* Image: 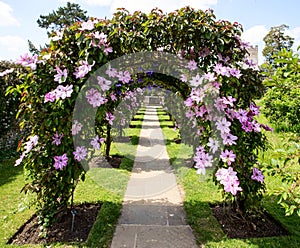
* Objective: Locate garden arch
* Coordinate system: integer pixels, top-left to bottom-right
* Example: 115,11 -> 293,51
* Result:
13,6 -> 271,225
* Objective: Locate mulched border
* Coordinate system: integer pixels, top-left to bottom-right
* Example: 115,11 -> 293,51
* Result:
210,204 -> 289,239
8,203 -> 101,245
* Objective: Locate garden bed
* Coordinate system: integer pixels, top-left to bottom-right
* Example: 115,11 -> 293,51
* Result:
211,204 -> 288,239
9,203 -> 101,245
106,154 -> 124,168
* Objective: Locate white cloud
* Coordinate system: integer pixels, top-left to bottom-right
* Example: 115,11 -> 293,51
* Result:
0,1 -> 19,27
286,27 -> 300,51
0,35 -> 28,61
241,25 -> 268,45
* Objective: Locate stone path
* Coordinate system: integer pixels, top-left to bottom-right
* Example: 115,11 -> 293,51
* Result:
111,106 -> 198,248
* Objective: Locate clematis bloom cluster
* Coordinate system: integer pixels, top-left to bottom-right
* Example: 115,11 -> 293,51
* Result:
215,167 -> 242,195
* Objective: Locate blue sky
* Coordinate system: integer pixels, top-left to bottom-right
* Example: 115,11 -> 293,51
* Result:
1,0 -> 299,64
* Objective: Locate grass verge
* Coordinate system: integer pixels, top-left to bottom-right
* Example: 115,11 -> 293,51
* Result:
0,109 -> 144,247
157,107 -> 300,248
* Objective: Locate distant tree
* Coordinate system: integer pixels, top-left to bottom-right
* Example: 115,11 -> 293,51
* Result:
28,40 -> 40,55
37,2 -> 89,33
262,24 -> 294,64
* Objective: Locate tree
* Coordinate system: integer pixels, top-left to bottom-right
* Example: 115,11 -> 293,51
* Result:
262,24 -> 294,64
37,2 -> 89,33
262,47 -> 300,132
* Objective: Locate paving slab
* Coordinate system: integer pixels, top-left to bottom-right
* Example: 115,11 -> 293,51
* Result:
118,204 -> 187,226
111,225 -> 198,248
111,106 -> 198,247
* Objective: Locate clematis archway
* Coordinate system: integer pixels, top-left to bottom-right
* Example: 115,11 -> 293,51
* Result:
11,7 -> 272,226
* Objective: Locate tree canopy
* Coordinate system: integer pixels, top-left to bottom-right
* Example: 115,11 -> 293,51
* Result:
262,24 -> 294,64
37,2 -> 89,32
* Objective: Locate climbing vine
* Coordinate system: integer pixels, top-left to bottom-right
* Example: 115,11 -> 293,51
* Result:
7,7 -> 272,228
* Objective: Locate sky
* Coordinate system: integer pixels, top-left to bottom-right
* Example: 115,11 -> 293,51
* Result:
0,0 -> 300,64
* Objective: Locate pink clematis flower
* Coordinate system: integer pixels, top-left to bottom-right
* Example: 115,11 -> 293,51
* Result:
106,112 -> 115,125
54,154 -> 68,170
251,168 -> 264,183
52,132 -> 64,146
215,167 -> 242,195
16,53 -> 37,70
44,91 -> 56,103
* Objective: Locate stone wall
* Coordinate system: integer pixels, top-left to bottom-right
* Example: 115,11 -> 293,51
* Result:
247,45 -> 259,65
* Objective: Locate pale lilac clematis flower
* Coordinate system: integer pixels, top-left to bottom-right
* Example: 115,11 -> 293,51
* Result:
74,60 -> 95,79
79,20 -> 95,30
105,65 -> 118,77
85,88 -> 107,107
110,93 -> 117,101
180,74 -> 188,82
104,46 -> 113,55
97,76 -> 111,91
71,120 -> 83,135
15,152 -> 25,166
73,146 -> 88,161
213,63 -> 230,77
55,85 -> 73,99
203,72 -> 216,82
221,132 -> 238,146
117,70 -> 131,84
220,149 -> 236,165
187,60 -> 197,70
44,91 -> 56,103
0,68 -> 14,77
54,66 -> 68,84
207,137 -> 219,154
229,68 -> 241,78
24,135 -> 39,153
90,135 -> 105,150
216,117 -> 231,134
190,74 -> 203,87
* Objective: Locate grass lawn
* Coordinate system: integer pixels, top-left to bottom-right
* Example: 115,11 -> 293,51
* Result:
0,108 -> 145,248
157,107 -> 300,248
